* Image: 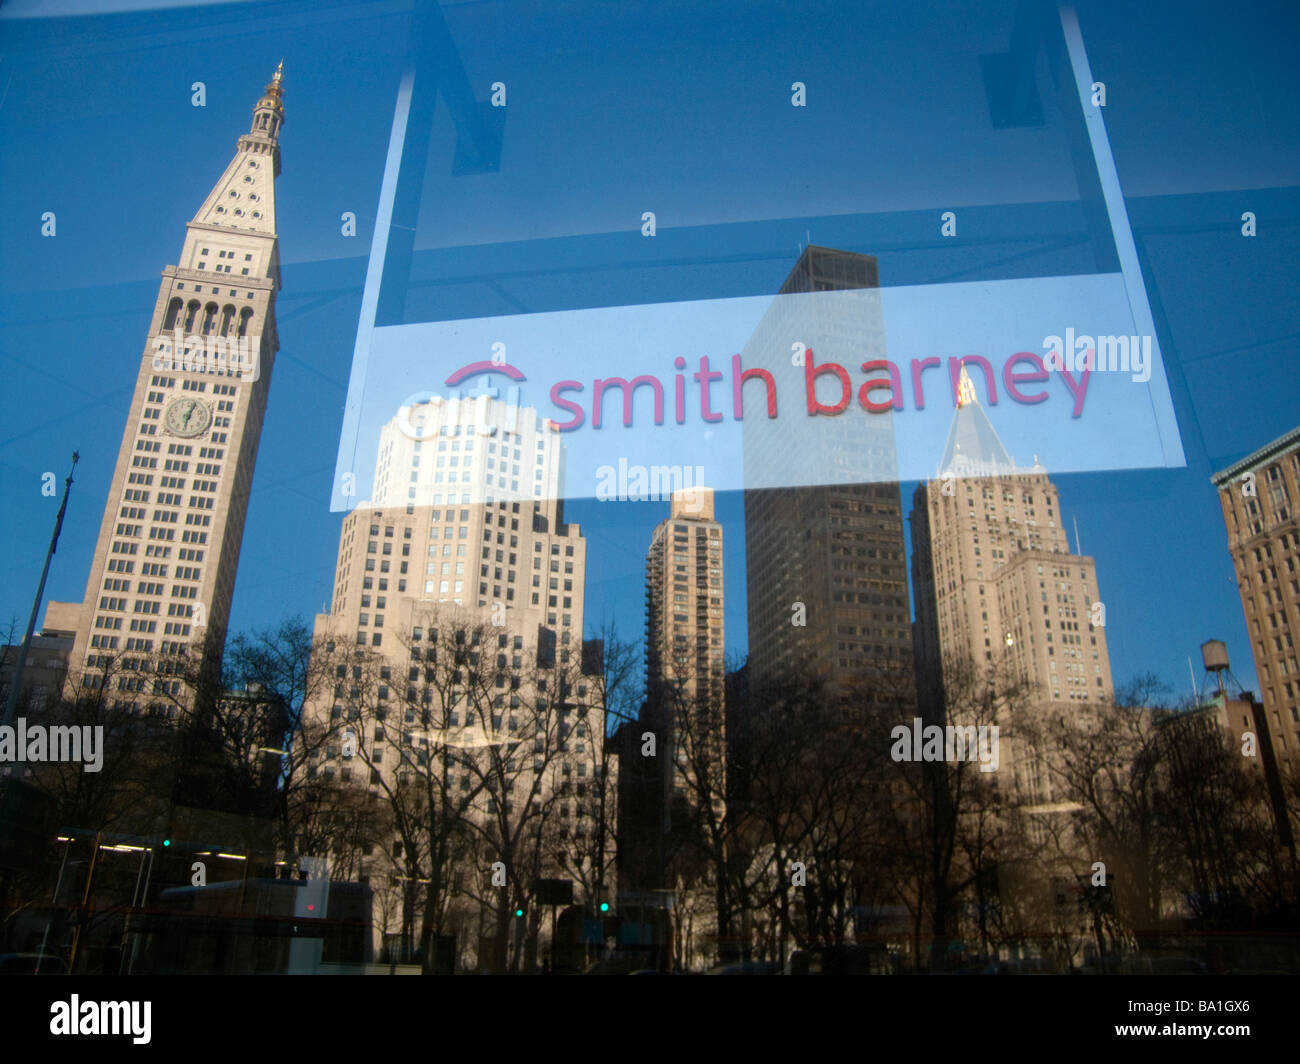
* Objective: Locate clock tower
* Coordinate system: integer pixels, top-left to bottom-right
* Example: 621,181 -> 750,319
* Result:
59,66 -> 287,710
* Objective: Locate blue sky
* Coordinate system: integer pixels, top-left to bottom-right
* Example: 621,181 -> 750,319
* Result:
1,0 -> 1297,704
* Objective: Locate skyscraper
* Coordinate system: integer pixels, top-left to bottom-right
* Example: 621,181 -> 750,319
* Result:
55,67 -> 288,706
317,391 -> 585,653
644,487 -> 725,809
911,368 -> 1115,803
742,246 -> 914,704
308,393 -> 610,969
636,487 -> 726,969
1211,425 -> 1300,774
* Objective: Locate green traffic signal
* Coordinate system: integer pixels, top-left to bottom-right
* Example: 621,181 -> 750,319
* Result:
514,907 -> 524,918
599,902 -> 609,912
162,839 -> 171,847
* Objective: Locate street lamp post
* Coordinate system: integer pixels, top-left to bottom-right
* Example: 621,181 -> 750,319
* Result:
35,835 -> 74,974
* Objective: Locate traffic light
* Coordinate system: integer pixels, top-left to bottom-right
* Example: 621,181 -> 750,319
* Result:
162,839 -> 171,848
514,906 -> 524,918
599,902 -> 609,913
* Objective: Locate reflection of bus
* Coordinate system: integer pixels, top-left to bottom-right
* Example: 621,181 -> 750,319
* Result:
128,878 -> 372,974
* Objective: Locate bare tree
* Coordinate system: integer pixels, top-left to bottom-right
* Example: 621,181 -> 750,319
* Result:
311,607 -> 624,972
896,653 -> 1038,970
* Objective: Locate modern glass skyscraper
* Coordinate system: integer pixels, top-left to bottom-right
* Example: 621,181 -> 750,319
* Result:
743,247 -> 914,705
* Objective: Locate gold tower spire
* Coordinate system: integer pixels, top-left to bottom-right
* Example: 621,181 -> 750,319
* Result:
956,364 -> 978,408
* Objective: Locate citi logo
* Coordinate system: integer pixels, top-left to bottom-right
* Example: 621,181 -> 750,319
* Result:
50,996 -> 151,1044
396,360 -> 525,441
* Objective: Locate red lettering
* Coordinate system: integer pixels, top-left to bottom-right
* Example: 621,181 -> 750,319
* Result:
1004,352 -> 1049,404
548,380 -> 585,432
695,355 -> 724,423
593,375 -> 664,428
859,359 -> 903,413
804,349 -> 850,416
949,356 -> 998,405
731,354 -> 777,419
911,357 -> 942,410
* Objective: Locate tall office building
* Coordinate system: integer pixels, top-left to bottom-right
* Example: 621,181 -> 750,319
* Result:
55,68 -> 287,704
1211,425 -> 1300,774
912,368 -> 1115,706
742,247 -> 914,703
636,488 -> 725,969
645,488 -> 725,806
317,392 -> 584,650
309,394 -> 610,966
911,369 -> 1115,803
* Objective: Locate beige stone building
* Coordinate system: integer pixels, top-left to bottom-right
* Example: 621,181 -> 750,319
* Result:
641,488 -> 725,970
645,488 -> 725,806
308,394 -> 614,968
51,67 -> 287,709
0,602 -> 78,722
1211,425 -> 1300,775
324,390 -> 581,636
911,367 -> 1115,808
906,369 -> 1122,966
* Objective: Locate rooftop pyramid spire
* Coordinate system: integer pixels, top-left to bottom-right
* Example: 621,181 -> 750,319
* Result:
939,365 -> 1016,477
190,66 -> 284,233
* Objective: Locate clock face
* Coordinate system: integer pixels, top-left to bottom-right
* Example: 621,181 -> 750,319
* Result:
164,396 -> 212,438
